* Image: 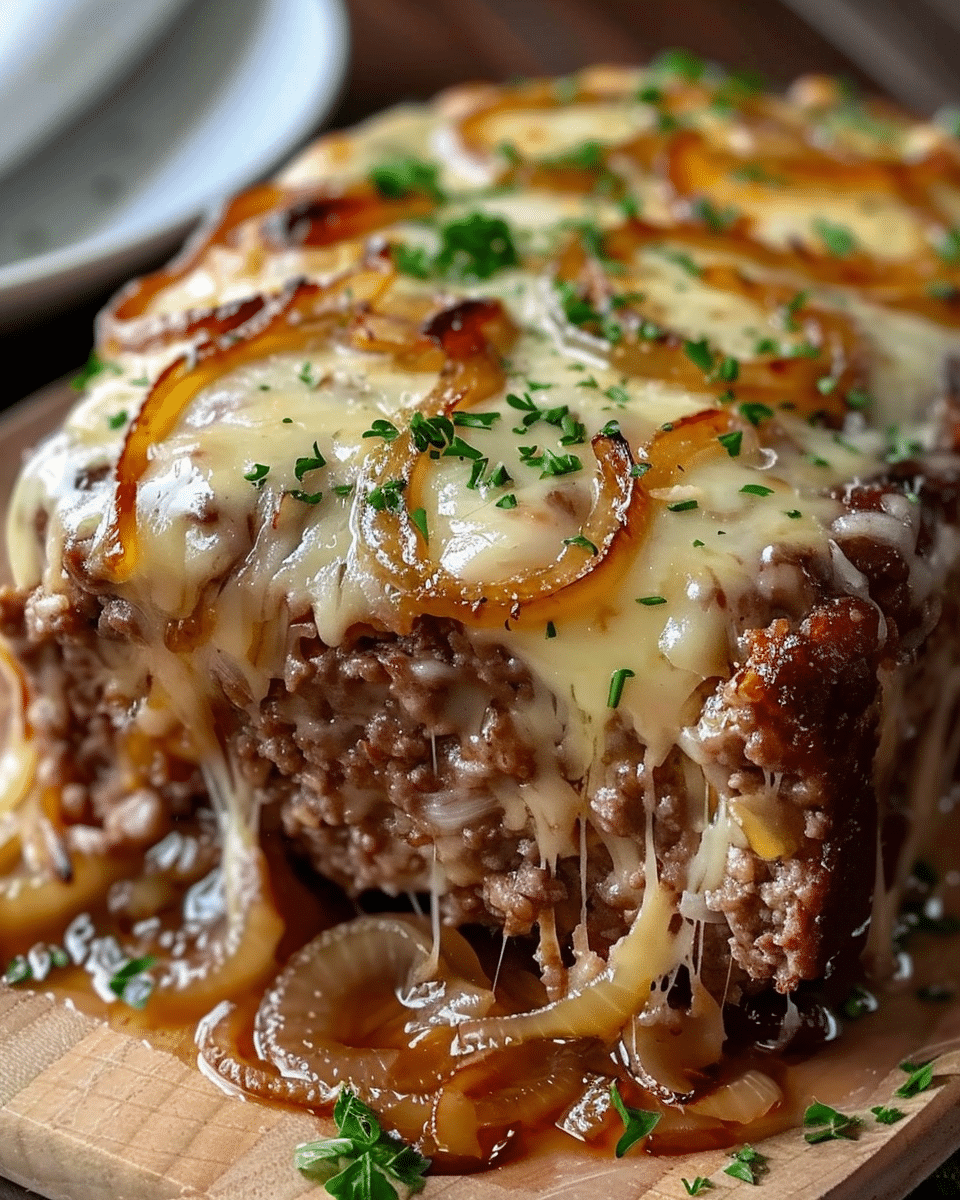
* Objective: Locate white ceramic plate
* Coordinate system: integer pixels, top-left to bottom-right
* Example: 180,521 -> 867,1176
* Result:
0,0 -> 349,326
0,0 -> 192,178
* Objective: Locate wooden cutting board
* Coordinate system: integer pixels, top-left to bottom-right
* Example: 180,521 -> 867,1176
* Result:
2,385 -> 960,1200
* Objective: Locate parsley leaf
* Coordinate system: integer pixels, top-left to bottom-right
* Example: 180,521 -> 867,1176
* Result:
244,463 -> 270,489
723,1145 -> 766,1185
896,1059 -> 935,1098
683,338 -> 714,375
813,218 -> 858,257
609,1082 -> 660,1155
682,1179 -> 713,1196
295,442 -> 326,482
436,212 -> 519,280
108,955 -> 156,1009
410,507 -> 429,542
741,483 -> 773,497
718,430 -> 742,457
369,156 -> 444,202
651,48 -> 706,82
667,499 -> 699,512
803,1101 -> 861,1144
739,402 -> 773,426
871,1105 -> 906,1126
107,410 -> 128,430
367,479 -> 406,513
362,419 -> 400,442
392,244 -> 432,278
71,350 -> 121,391
295,1090 -> 430,1200
691,197 -> 739,232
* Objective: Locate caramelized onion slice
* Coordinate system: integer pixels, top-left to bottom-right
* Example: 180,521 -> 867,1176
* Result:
687,1069 -> 783,1124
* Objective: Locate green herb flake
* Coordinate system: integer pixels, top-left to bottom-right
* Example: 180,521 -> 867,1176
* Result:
841,985 -> 877,1019
717,430 -> 742,457
452,410 -> 500,430
600,420 -> 622,437
545,620 -> 557,639
845,388 -> 871,411
436,212 -> 518,281
443,436 -> 483,461
107,410 -> 128,430
130,375 -> 150,387
732,163 -> 783,186
651,48 -> 706,83
544,140 -> 605,172
636,595 -> 667,606
896,1060 -> 936,1098
410,507 -> 429,542
605,384 -> 630,405
816,375 -> 839,395
935,227 -> 960,264
754,336 -> 779,355
657,246 -> 702,277
332,484 -> 354,497
108,955 -> 157,1009
783,290 -> 808,330
369,155 -> 444,202
2,955 -> 31,985
741,483 -> 773,497
682,1179 -> 714,1196
683,338 -> 714,375
715,356 -> 739,383
298,361 -> 317,387
723,1145 -> 766,1185
71,350 -> 121,392
692,197 -> 740,233
496,493 -> 518,510
693,538 -> 705,547
739,402 -> 773,426
295,441 -> 326,482
367,479 -> 407,513
813,218 -> 858,257
289,490 -> 323,505
667,499 -> 699,512
362,419 -> 400,442
785,509 -> 802,519
487,462 -> 512,487
608,1081 -> 659,1155
576,375 -> 599,389
871,1105 -> 907,1126
563,534 -> 598,554
803,1101 -> 861,1144
295,1088 -> 430,1199
243,463 -> 271,488
928,280 -> 959,301
392,243 -> 432,278
631,462 -> 652,478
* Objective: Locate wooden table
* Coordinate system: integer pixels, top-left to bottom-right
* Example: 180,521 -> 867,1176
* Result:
0,2 -> 956,1196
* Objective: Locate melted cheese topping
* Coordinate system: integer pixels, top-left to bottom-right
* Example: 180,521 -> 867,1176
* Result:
7,64 -> 960,1007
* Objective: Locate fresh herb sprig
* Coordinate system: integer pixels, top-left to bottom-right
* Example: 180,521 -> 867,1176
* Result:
295,1090 -> 430,1200
609,1082 -> 660,1156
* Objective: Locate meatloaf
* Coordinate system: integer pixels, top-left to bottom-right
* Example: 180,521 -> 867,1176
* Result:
3,58 -> 960,1138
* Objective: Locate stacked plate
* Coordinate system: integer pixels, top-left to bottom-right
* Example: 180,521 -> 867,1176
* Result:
0,0 -> 349,325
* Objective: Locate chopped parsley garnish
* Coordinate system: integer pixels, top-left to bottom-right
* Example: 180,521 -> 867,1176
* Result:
107,410 -> 128,430
451,411 -> 498,431
442,435 -> 484,461
436,212 -> 518,280
817,375 -> 839,395
783,290 -> 808,329
604,384 -> 630,406
130,375 -> 149,387
636,595 -> 667,606
813,217 -> 858,257
392,243 -> 432,278
928,281 -> 960,301
658,246 -> 701,277
295,442 -> 326,481
298,361 -> 317,387
289,490 -> 322,505
691,197 -> 740,232
409,412 -> 453,452
841,984 -> 877,1019
935,227 -> 960,264
723,1145 -> 766,1185
739,402 -> 773,426
718,430 -> 742,457
409,507 -> 429,542
496,493 -> 518,509
369,155 -> 444,201
785,509 -> 802,519
631,462 -> 652,477
846,388 -> 871,411
885,426 -> 924,463
2,956 -> 31,984
559,415 -> 587,445
651,47 -> 706,83
544,140 -> 605,171
683,338 -> 714,375
896,1060 -> 935,1098
295,1089 -> 430,1200
618,194 -> 641,219
803,1101 -> 861,1144
667,499 -> 699,512
71,350 -> 121,391
754,336 -> 779,355
715,356 -> 739,382
563,534 -> 598,554
519,446 -> 583,478
871,1105 -> 907,1126
682,1179 -> 713,1196
600,419 -> 621,437
609,1081 -> 659,1154
545,621 -> 557,639
554,281 -> 622,342
731,162 -> 784,185
362,419 -> 400,442
741,483 -> 773,497
367,479 -> 407,513
244,463 -> 271,489
497,140 -> 522,166
108,955 -> 156,1009
332,484 -> 354,497
487,462 -> 512,487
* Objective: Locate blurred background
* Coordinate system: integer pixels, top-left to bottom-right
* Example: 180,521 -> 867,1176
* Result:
0,1 -> 959,1197
3,0 -> 960,412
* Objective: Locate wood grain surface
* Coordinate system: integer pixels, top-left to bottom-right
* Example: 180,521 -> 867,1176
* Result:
1,980 -> 959,1200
